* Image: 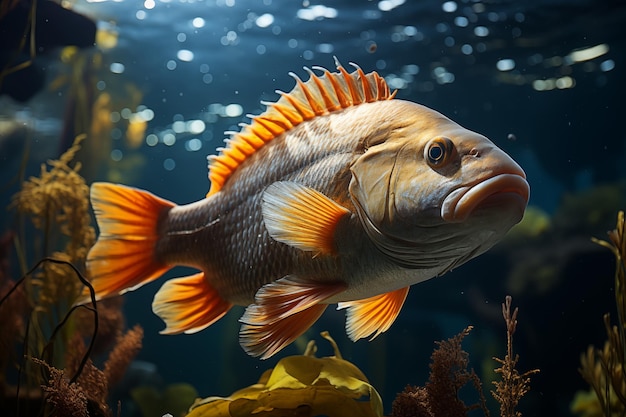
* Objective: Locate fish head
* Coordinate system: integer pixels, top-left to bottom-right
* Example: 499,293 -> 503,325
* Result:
349,100 -> 529,270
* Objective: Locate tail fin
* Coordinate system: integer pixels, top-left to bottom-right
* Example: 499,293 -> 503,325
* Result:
76,182 -> 175,305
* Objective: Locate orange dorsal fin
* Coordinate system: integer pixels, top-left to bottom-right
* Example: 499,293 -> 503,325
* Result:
206,59 -> 396,197
239,275 -> 347,359
152,272 -> 233,334
337,286 -> 410,342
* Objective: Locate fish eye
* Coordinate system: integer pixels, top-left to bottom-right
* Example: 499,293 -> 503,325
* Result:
425,137 -> 454,167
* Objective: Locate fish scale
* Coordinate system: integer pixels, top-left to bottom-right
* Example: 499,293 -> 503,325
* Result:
77,61 -> 529,359
187,138 -> 360,304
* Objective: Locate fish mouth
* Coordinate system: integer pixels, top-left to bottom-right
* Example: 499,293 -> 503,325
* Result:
441,174 -> 530,223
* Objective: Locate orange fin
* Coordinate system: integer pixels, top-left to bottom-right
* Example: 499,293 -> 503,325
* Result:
152,272 -> 233,334
262,181 -> 350,255
206,59 -> 396,196
337,287 -> 410,342
239,275 -> 347,359
76,182 -> 174,305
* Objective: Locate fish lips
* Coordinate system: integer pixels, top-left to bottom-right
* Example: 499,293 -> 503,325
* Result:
441,173 -> 530,223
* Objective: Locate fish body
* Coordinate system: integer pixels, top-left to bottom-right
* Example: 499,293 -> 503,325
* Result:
82,61 -> 529,359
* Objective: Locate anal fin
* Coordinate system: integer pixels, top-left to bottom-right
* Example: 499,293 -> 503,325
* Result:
239,275 -> 347,359
337,287 -> 409,342
152,272 -> 233,334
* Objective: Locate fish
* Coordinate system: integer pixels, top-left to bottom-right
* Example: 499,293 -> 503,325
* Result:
78,58 -> 530,359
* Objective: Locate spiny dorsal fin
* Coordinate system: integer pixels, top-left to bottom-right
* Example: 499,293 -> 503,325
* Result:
206,59 -> 397,196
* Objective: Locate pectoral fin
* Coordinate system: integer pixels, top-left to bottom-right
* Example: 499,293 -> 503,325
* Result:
239,275 -> 347,359
262,181 -> 350,255
337,286 -> 409,341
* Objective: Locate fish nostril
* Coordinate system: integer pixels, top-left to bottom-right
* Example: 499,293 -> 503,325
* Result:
469,148 -> 480,157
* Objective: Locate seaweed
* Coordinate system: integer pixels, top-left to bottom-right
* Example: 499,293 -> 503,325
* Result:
491,296 -> 539,417
34,358 -> 88,417
0,134 -> 143,416
9,134 -> 95,371
573,210 -> 626,417
29,324 -> 143,417
390,326 -> 489,417
12,133 -> 95,265
62,325 -> 144,417
390,297 -> 537,417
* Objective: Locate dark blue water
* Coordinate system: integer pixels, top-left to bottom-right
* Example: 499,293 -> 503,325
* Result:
1,0 -> 625,415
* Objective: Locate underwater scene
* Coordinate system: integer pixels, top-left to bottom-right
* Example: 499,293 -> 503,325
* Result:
1,0 -> 625,416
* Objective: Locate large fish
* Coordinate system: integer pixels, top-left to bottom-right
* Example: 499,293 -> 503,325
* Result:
79,59 -> 529,359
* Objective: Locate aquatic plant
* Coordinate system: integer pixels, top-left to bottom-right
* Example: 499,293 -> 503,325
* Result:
491,296 -> 539,417
9,133 -> 95,368
187,331 -> 383,417
391,297 -> 537,417
1,261 -> 142,416
1,133 -> 97,406
1,133 -> 144,416
390,326 -> 489,417
12,133 -> 95,264
35,358 -> 89,417
33,325 -> 143,417
572,211 -> 626,417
